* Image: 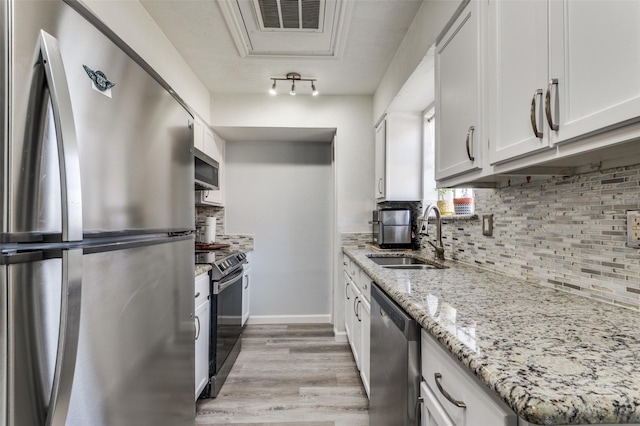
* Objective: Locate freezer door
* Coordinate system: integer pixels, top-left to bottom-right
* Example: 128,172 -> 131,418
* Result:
4,249 -> 82,426
4,236 -> 194,426
66,236 -> 194,426
0,265 -> 6,425
6,0 -> 194,239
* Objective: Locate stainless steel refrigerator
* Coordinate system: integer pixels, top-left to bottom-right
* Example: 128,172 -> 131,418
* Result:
1,0 -> 196,425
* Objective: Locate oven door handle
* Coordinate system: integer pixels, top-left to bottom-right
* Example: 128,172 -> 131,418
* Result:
214,268 -> 243,294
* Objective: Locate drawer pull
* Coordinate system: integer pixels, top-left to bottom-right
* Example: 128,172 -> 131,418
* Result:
434,373 -> 466,408
194,292 -> 200,299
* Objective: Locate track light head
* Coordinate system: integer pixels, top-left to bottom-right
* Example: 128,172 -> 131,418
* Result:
269,72 -> 317,96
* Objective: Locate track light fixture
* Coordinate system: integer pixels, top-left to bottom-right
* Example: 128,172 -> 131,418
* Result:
268,72 -> 318,96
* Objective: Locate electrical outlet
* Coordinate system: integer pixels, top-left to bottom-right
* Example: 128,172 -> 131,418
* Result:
482,214 -> 493,236
627,211 -> 640,248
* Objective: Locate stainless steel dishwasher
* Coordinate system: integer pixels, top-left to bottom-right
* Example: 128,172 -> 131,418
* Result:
370,283 -> 421,426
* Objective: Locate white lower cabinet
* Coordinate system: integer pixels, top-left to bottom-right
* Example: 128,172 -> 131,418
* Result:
421,329 -> 517,426
358,295 -> 370,397
194,272 -> 210,399
345,273 -> 363,370
421,381 -> 455,426
342,254 -> 371,397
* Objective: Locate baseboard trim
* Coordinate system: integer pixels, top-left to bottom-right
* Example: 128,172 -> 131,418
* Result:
334,329 -> 347,343
246,314 -> 332,325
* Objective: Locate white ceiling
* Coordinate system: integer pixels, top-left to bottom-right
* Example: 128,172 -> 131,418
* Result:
140,0 -> 424,97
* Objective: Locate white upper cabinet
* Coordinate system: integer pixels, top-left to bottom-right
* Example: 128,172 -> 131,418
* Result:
193,118 -> 205,152
435,0 -> 483,181
548,0 -> 640,146
375,113 -> 423,201
487,0 -> 551,164
487,0 -> 640,168
438,0 -> 640,184
374,121 -> 386,199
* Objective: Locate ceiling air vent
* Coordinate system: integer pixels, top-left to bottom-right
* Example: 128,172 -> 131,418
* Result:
218,0 -> 352,58
255,0 -> 324,31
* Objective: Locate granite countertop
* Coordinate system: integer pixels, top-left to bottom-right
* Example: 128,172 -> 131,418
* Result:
343,247 -> 640,425
195,263 -> 212,276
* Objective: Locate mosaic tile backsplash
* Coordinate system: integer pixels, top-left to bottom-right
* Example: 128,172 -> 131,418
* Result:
340,232 -> 373,248
428,164 -> 640,311
196,205 -> 254,252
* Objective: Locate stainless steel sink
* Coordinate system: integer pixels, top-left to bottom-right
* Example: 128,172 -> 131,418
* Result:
382,264 -> 442,270
366,255 -> 446,270
368,256 -> 427,266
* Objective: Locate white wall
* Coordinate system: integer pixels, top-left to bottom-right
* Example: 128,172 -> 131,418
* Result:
225,141 -> 332,320
212,94 -> 372,330
373,0 -> 464,122
79,0 -> 211,121
211,94 -> 374,233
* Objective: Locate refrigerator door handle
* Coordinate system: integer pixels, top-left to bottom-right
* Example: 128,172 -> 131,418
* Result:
46,248 -> 82,426
37,30 -> 83,242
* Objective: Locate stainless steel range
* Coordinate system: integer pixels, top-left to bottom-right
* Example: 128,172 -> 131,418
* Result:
201,251 -> 247,398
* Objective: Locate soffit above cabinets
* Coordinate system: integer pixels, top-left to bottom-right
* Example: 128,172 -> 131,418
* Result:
218,0 -> 353,58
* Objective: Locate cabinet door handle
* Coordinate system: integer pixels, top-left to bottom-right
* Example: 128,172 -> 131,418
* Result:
378,178 -> 383,195
465,126 -> 475,161
244,276 -> 249,290
354,296 -> 360,320
434,373 -> 466,408
195,291 -> 200,299
530,89 -> 543,138
356,300 -> 362,322
194,315 -> 201,340
545,78 -> 559,131
345,282 -> 350,300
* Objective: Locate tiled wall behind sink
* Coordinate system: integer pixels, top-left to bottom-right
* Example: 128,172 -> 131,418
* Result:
436,164 -> 640,311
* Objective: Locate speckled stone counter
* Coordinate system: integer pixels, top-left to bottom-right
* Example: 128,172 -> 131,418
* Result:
343,247 -> 640,425
195,264 -> 212,277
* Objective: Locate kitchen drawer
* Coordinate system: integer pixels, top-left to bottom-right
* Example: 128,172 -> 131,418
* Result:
347,256 -> 358,281
195,272 -> 210,307
421,329 -> 517,426
421,381 -> 455,426
357,270 -> 371,303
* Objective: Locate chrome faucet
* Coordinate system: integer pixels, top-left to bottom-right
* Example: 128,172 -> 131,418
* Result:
421,204 -> 445,261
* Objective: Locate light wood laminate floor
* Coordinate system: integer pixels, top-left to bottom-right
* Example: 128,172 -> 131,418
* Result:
196,324 -> 369,426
